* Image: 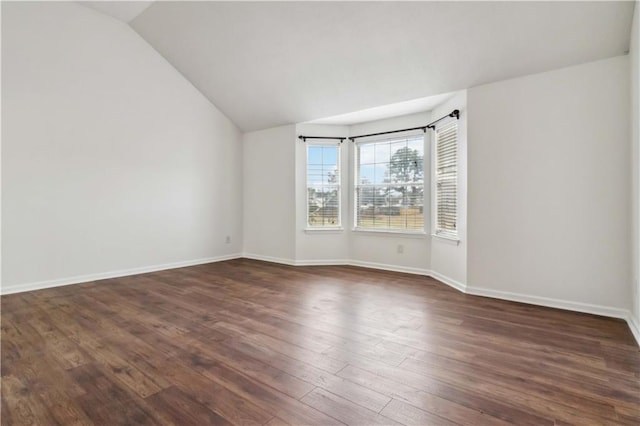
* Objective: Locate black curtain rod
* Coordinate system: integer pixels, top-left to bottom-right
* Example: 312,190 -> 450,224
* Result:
349,109 -> 459,141
298,135 -> 346,143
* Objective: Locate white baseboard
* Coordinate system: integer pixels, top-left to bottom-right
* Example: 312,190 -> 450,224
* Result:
241,253 -> 297,266
627,313 -> 640,346
0,253 -> 243,295
347,260 -> 466,294
348,259 -> 431,277
465,285 -> 629,320
294,259 -> 350,266
428,270 -> 467,293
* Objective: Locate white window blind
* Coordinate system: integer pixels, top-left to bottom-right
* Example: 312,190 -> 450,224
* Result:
307,144 -> 340,227
435,121 -> 458,237
355,135 -> 424,231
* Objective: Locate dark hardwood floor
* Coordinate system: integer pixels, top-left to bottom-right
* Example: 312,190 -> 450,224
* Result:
1,258 -> 639,425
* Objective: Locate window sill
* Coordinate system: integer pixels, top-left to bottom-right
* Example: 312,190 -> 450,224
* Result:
352,228 -> 427,238
431,233 -> 460,245
304,227 -> 344,234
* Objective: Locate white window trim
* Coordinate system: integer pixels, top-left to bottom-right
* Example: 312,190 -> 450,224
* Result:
306,141 -> 342,230
431,232 -> 460,244
352,228 -> 427,238
353,133 -> 427,234
432,119 -> 459,240
304,227 -> 344,233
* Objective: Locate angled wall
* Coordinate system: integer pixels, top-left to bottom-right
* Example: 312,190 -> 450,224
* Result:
429,92 -> 467,289
243,125 -> 296,263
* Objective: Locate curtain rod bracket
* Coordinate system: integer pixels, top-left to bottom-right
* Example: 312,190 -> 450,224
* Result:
297,135 -> 346,143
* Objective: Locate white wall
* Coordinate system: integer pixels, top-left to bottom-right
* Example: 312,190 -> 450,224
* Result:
467,56 -> 631,314
243,125 -> 296,262
294,124 -> 350,263
1,2 -> 243,292
429,92 -> 468,288
630,1 -> 640,332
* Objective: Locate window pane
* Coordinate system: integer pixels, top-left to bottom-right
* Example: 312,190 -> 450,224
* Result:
308,186 -> 339,227
407,137 -> 423,152
375,142 -> 390,163
307,144 -> 340,228
358,144 -> 375,165
307,164 -> 323,185
323,165 -> 339,185
322,146 -> 338,166
390,141 -> 407,160
356,184 -> 424,230
355,135 -> 425,232
373,164 -> 388,184
358,164 -> 375,184
390,140 -> 423,184
307,146 -> 323,164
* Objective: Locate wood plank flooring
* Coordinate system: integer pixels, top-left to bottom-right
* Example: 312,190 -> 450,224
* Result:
1,258 -> 639,425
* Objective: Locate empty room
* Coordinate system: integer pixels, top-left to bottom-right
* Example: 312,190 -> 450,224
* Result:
1,0 -> 639,424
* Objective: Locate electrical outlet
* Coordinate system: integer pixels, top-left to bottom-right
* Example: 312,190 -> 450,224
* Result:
225,236 -> 231,244
397,244 -> 404,254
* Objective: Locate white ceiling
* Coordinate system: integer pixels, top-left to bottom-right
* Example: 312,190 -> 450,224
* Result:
129,1 -> 634,132
80,1 -> 153,23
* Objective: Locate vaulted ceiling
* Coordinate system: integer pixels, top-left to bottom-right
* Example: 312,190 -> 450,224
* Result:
80,1 -> 153,23
89,1 -> 635,132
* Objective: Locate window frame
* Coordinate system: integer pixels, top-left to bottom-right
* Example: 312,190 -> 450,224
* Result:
305,142 -> 342,230
432,119 -> 459,241
353,133 -> 427,234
